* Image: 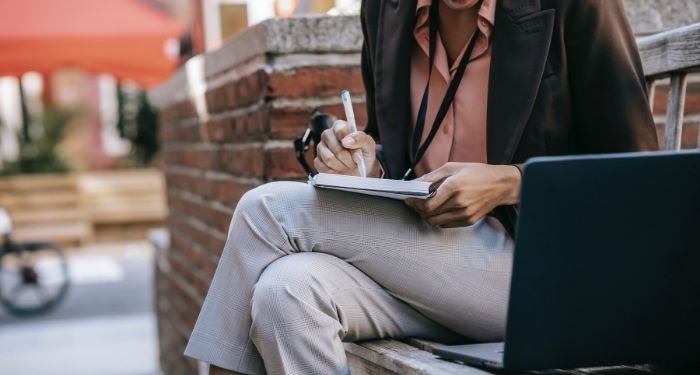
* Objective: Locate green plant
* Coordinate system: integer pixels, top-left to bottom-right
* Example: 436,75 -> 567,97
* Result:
1,107 -> 72,176
117,86 -> 159,166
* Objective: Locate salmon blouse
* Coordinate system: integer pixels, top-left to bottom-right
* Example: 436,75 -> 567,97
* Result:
410,0 -> 496,176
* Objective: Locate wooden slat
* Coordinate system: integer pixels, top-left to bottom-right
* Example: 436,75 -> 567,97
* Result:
664,73 -> 688,151
79,169 -> 167,225
0,192 -> 81,207
83,193 -> 164,203
0,174 -> 77,191
9,208 -> 84,224
90,209 -> 167,224
79,169 -> 164,191
638,23 -> 700,78
344,340 -> 493,375
647,80 -> 656,112
12,222 -> 92,244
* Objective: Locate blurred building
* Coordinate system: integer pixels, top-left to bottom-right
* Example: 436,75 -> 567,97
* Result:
0,0 -> 360,171
191,0 -> 360,53
0,0 -> 184,171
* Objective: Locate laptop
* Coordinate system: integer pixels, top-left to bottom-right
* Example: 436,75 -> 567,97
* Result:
433,151 -> 700,370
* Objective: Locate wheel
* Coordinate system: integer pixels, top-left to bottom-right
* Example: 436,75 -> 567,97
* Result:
0,241 -> 70,317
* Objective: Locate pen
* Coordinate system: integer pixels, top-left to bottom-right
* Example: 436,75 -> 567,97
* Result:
340,90 -> 367,178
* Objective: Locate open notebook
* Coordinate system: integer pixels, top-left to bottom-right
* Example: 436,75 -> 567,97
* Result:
308,173 -> 437,200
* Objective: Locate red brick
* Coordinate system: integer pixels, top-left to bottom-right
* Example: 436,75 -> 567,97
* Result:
204,177 -> 256,207
266,147 -> 307,181
682,121 -> 699,149
268,66 -> 364,98
218,145 -> 265,177
232,110 -> 266,140
162,146 -> 218,170
269,106 -> 317,140
652,81 -> 700,115
269,103 -> 368,140
323,103 -> 369,129
202,70 -> 270,114
203,118 -> 232,142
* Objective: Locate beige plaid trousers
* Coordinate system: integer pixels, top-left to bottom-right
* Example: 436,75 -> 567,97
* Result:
184,181 -> 514,374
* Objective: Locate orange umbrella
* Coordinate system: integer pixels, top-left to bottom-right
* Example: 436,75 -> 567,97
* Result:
0,0 -> 184,88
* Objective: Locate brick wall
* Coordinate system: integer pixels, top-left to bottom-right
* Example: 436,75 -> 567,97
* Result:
149,16 -> 364,374
149,13 -> 699,375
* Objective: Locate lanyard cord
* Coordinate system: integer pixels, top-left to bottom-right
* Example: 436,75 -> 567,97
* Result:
404,0 -> 480,180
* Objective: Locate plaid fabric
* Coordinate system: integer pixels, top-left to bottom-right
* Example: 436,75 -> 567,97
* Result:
185,181 -> 513,374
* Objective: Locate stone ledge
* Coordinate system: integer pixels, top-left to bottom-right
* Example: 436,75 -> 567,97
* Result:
205,15 -> 362,81
150,15 -> 362,110
624,0 -> 700,36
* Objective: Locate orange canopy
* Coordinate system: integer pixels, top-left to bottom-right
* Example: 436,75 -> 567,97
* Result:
0,0 -> 184,87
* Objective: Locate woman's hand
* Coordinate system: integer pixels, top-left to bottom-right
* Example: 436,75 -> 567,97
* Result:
313,120 -> 382,177
405,162 -> 521,228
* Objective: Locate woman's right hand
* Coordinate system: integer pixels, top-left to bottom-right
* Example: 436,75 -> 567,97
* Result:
314,120 -> 382,177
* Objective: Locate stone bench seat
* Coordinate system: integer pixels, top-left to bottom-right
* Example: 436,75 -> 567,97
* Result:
210,338 -> 697,375
344,339 -> 700,375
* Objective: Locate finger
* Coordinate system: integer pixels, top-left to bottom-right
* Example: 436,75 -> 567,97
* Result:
321,129 -> 355,169
317,143 -> 349,172
314,156 -> 340,174
425,209 -> 471,227
332,120 -> 352,141
416,163 -> 454,183
341,132 -> 376,158
405,198 -> 420,208
422,199 -> 464,218
439,220 -> 474,229
411,179 -> 458,214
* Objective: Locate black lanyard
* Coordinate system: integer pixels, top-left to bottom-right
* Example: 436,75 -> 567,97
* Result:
403,0 -> 480,180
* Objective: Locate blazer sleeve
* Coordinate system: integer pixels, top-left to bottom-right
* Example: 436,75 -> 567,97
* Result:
359,0 -> 391,176
565,0 -> 658,152
360,0 -> 379,142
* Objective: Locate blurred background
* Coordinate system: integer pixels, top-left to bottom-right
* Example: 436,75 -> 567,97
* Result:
0,1 -> 358,374
1,1 -> 699,375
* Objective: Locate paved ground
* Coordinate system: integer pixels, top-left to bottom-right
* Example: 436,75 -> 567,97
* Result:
0,242 -> 159,375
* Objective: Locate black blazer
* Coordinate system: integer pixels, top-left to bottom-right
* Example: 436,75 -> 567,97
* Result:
360,0 -> 659,235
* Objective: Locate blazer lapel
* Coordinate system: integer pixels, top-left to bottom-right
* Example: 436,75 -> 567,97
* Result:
487,0 -> 555,164
374,0 -> 417,179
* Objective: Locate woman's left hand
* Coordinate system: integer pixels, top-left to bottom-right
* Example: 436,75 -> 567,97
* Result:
405,163 -> 521,228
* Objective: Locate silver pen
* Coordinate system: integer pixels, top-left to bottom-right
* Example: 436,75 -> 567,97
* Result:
340,90 -> 367,178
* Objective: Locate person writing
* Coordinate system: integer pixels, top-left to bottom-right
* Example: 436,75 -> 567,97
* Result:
185,0 -> 658,374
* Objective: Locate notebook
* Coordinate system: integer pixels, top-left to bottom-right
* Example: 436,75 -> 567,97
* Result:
308,173 -> 437,200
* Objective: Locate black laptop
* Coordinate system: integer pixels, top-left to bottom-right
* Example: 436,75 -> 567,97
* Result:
433,151 -> 700,370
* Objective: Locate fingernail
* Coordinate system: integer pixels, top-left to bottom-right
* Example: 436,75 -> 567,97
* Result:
342,137 -> 354,146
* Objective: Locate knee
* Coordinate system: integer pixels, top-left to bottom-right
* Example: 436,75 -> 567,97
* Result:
228,181 -> 305,233
249,254 -> 331,330
235,181 -> 309,216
